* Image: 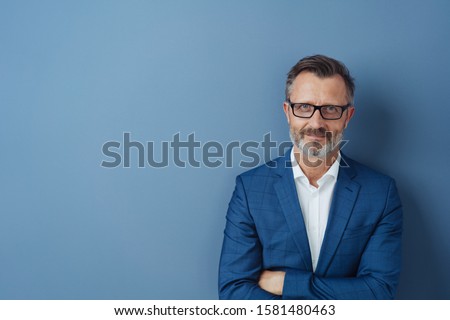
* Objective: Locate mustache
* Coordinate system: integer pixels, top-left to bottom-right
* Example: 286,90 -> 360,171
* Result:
300,127 -> 332,138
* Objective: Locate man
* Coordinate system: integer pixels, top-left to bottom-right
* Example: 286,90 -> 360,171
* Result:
218,55 -> 402,299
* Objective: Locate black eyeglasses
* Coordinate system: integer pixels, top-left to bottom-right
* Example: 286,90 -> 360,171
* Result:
287,100 -> 351,120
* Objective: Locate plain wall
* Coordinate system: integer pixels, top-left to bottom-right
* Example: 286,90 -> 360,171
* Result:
1,0 -> 449,299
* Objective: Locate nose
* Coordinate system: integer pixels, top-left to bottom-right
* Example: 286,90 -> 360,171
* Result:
308,108 -> 326,128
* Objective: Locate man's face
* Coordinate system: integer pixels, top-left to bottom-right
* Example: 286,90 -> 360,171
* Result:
283,71 -> 355,163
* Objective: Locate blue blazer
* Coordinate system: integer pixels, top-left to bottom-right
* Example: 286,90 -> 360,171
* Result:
218,150 -> 402,299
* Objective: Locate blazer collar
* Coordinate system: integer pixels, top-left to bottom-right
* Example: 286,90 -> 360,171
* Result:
273,148 -> 360,275
316,154 -> 361,275
273,151 -> 313,271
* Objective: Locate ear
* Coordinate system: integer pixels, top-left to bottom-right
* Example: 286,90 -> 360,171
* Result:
283,102 -> 290,124
344,106 -> 355,128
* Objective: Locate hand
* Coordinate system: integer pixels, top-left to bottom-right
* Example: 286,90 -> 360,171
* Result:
258,270 -> 286,295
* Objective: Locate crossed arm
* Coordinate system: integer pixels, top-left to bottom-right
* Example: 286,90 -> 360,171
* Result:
258,270 -> 286,295
218,176 -> 402,299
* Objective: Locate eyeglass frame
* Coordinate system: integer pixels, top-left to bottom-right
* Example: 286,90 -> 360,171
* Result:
286,99 -> 352,120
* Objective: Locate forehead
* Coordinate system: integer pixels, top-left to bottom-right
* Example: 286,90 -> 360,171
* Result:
290,71 -> 348,104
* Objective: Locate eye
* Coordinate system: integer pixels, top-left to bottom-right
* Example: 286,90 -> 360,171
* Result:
324,106 -> 338,113
296,103 -> 312,112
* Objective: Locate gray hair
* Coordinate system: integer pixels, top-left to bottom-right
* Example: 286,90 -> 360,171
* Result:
285,54 -> 355,103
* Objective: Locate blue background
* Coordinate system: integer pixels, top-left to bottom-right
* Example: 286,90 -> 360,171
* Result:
1,0 -> 449,299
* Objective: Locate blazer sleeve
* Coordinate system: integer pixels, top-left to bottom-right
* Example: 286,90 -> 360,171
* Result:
282,179 -> 403,299
218,175 -> 281,300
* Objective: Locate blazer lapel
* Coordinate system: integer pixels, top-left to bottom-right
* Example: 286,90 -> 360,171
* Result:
315,156 -> 361,276
274,152 -> 313,272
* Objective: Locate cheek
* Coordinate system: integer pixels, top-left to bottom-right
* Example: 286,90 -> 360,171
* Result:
329,121 -> 347,133
289,120 -> 306,132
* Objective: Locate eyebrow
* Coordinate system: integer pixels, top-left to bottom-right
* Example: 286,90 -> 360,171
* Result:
291,101 -> 348,106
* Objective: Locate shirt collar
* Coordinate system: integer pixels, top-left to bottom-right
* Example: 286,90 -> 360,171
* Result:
290,148 -> 341,185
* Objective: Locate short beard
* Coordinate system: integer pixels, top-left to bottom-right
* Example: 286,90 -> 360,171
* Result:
290,127 -> 343,160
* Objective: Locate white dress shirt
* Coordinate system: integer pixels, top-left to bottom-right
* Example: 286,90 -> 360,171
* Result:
290,149 -> 341,272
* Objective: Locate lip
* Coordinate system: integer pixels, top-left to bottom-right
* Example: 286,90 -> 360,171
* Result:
305,134 -> 326,140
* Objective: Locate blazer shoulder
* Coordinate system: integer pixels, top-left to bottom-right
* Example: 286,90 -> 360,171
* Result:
238,155 -> 287,181
343,155 -> 396,185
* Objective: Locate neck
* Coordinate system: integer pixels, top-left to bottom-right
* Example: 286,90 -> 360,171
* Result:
293,147 -> 339,187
